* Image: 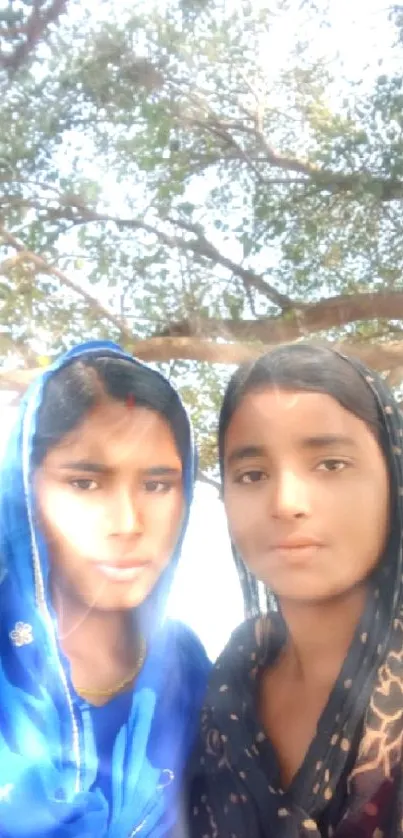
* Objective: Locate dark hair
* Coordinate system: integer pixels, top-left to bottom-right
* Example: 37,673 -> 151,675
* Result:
218,344 -> 386,617
219,344 -> 382,480
32,354 -> 190,468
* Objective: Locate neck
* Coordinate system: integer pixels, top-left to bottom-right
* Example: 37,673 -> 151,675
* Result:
278,583 -> 369,687
52,583 -> 136,669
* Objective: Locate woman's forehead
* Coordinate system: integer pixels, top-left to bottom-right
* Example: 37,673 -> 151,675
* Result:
229,389 -> 365,429
39,401 -> 181,467
225,389 -> 383,455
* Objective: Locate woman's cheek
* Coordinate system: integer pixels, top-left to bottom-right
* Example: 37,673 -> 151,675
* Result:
52,492 -> 106,553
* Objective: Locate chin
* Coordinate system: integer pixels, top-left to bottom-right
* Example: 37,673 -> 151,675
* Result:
80,579 -> 157,612
273,583 -> 362,606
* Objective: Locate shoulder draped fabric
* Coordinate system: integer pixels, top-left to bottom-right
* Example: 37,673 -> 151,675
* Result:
189,355 -> 403,838
0,340 -> 210,837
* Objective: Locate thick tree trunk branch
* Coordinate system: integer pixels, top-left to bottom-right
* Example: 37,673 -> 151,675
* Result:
161,291 -> 403,343
3,225 -> 403,365
2,337 -> 403,394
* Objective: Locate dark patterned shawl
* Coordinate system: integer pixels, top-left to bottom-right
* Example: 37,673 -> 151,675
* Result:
188,356 -> 403,838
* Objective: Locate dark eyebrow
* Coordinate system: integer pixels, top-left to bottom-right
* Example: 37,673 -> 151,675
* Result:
58,462 -> 182,477
142,466 -> 182,477
300,434 -> 357,450
59,460 -> 108,473
226,445 -> 266,467
226,435 -> 357,467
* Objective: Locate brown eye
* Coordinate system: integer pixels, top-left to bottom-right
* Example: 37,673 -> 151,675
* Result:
236,470 -> 267,484
69,479 -> 98,491
144,480 -> 172,494
316,460 -> 348,473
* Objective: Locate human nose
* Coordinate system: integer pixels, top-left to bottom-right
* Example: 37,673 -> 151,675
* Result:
107,488 -> 143,536
270,469 -> 311,520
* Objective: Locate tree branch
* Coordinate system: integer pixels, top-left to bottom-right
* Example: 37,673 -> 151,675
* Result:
57,203 -> 293,310
197,470 -> 220,491
159,291 -> 403,343
0,0 -> 68,77
184,105 -> 403,201
172,217 -> 293,308
0,227 -> 134,342
2,336 -> 403,393
248,127 -> 403,200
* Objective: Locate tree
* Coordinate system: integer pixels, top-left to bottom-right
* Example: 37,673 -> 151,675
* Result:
0,0 -> 68,77
1,0 -> 403,469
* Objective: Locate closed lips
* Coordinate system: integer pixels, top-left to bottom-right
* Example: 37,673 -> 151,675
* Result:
95,561 -> 150,581
95,558 -> 150,568
270,539 -> 322,549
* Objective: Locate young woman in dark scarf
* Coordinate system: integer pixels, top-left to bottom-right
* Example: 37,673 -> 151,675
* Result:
188,344 -> 403,838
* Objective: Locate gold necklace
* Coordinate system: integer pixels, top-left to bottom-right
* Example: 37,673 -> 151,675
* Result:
75,636 -> 146,699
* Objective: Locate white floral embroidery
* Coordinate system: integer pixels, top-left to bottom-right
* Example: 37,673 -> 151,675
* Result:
9,621 -> 33,647
0,784 -> 13,802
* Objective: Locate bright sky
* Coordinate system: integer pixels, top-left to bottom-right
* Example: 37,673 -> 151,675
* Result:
167,483 -> 244,660
1,0 -> 397,660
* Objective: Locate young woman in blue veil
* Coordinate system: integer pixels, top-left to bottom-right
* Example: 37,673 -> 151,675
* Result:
0,340 -> 210,838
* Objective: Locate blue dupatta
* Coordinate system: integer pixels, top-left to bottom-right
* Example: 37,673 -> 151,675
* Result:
0,341 -> 210,837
